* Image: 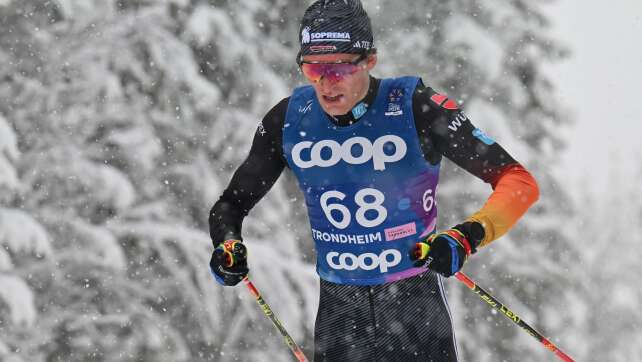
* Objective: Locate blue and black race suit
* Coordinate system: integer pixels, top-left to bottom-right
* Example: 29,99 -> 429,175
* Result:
209,76 -> 521,361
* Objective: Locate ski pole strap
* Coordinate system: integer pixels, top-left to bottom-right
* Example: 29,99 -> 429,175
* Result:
454,272 -> 575,362
243,277 -> 309,362
443,229 -> 472,256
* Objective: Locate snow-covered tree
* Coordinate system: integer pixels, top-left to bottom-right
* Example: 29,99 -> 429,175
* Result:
0,1 -> 314,361
569,151 -> 642,361
0,114 -> 50,354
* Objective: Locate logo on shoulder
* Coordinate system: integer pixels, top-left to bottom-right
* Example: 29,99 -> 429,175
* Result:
257,121 -> 266,136
472,128 -> 496,145
430,93 -> 459,110
447,112 -> 468,132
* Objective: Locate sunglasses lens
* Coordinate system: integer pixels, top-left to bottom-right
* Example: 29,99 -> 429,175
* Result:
301,63 -> 359,83
300,63 -> 325,82
327,64 -> 358,82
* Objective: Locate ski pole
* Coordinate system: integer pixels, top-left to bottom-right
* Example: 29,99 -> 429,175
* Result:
243,277 -> 309,362
454,272 -> 574,362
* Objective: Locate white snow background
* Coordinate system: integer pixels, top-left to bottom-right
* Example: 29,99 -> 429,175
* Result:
0,1 -> 641,361
547,0 -> 642,194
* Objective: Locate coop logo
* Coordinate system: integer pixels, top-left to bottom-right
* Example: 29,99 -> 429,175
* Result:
310,32 -> 351,42
291,135 -> 407,171
326,249 -> 402,273
301,26 -> 311,44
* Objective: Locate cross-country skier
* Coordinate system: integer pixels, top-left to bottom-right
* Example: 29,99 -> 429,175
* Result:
209,0 -> 539,360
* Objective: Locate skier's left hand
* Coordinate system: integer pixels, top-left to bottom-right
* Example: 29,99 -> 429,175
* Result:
411,221 -> 485,277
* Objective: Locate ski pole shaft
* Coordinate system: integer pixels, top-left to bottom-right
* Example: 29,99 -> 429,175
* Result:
454,272 -> 574,362
243,277 -> 309,362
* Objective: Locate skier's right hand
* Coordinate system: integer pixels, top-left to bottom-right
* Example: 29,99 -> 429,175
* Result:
209,240 -> 248,286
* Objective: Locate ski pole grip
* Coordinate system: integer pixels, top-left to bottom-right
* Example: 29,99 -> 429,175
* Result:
220,240 -> 246,267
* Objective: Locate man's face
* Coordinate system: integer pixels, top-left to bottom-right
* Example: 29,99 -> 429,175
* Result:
301,53 -> 377,116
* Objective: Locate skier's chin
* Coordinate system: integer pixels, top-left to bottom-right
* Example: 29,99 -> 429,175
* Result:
319,97 -> 351,116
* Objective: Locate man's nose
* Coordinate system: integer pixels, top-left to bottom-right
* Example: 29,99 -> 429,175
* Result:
318,75 -> 337,91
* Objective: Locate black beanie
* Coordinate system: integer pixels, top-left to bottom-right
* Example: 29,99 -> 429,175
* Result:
298,0 -> 374,59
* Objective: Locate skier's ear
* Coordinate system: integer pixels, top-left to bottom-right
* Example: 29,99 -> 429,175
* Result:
365,53 -> 377,71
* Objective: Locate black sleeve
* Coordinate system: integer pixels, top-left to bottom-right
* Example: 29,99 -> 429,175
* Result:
412,81 -> 518,185
208,97 -> 289,246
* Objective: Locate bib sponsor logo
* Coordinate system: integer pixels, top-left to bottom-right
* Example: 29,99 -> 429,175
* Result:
326,249 -> 402,273
299,100 -> 313,114
312,229 -> 382,244
384,222 -> 417,241
385,103 -> 402,116
388,89 -> 403,102
291,135 -> 407,171
351,102 -> 368,119
385,89 -> 404,116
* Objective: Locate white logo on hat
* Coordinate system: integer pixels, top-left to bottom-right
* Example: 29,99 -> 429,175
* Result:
353,40 -> 371,49
302,26 -> 311,44
310,32 -> 351,42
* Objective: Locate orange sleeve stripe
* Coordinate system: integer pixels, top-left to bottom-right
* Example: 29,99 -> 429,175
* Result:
467,164 -> 539,247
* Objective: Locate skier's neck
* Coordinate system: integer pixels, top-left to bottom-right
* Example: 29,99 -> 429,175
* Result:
329,76 -> 379,127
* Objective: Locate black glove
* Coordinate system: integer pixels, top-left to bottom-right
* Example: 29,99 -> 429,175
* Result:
411,221 -> 485,277
209,240 -> 248,286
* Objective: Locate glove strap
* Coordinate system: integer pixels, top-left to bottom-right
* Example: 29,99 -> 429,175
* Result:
443,229 -> 472,256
